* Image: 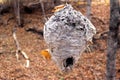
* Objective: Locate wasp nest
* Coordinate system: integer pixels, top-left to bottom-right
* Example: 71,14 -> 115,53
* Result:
44,4 -> 96,72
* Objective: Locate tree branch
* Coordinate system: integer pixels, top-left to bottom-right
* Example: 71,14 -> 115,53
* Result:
106,0 -> 120,80
12,27 -> 30,68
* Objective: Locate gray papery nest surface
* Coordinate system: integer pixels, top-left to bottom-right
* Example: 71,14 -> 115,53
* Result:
44,4 -> 96,72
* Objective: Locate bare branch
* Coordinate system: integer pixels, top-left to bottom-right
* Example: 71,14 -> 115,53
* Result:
39,0 -> 47,22
12,27 -> 30,68
86,0 -> 91,20
13,0 -> 23,27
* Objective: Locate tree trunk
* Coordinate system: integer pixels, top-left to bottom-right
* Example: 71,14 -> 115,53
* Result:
106,0 -> 120,80
86,0 -> 91,20
13,0 -> 23,27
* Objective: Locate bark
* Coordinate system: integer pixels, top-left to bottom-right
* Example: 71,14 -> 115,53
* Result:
106,0 -> 120,80
13,0 -> 23,27
39,0 -> 47,21
86,0 -> 91,20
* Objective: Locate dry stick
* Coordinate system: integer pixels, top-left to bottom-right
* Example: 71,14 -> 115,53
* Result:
17,0 -> 21,26
13,0 -> 22,26
12,28 -> 30,68
39,0 -> 47,22
26,2 -> 40,7
86,0 -> 91,20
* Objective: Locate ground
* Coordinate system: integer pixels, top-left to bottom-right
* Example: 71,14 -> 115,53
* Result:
0,4 -> 120,80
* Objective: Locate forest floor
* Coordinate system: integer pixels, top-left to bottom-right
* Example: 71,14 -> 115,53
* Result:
0,4 -> 120,80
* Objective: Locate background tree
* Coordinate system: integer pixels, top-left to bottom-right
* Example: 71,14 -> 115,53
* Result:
13,0 -> 23,27
106,0 -> 120,80
86,0 -> 91,20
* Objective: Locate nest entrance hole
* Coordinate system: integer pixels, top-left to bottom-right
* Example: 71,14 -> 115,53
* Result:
64,57 -> 74,67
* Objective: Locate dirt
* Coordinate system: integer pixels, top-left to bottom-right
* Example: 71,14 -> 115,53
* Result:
0,4 -> 120,80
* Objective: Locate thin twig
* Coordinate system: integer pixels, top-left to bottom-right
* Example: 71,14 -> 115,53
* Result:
39,0 -> 47,22
12,27 -> 30,68
13,0 -> 22,26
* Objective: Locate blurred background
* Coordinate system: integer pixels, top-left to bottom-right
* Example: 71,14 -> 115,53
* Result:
0,0 -> 120,80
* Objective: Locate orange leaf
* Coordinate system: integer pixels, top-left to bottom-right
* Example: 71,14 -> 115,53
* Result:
40,49 -> 51,60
